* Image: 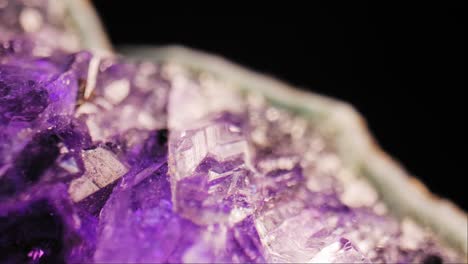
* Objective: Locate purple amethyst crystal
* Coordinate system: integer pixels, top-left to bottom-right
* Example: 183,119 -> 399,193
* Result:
0,1 -> 465,263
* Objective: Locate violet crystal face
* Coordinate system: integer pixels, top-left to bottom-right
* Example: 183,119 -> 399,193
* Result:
0,1 -> 465,263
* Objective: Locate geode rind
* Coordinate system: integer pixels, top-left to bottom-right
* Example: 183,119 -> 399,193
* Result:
0,0 -> 466,263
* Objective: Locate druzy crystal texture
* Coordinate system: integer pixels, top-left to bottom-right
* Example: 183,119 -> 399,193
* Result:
0,1 -> 465,263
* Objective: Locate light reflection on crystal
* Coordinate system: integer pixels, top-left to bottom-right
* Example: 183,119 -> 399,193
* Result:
68,147 -> 127,202
27,247 -> 44,261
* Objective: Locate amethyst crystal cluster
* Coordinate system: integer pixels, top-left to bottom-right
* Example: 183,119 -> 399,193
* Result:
0,1 -> 464,263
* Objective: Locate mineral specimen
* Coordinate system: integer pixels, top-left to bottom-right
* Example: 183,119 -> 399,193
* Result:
0,0 -> 464,263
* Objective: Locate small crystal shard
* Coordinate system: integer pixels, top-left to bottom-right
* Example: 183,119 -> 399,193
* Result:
69,147 -> 128,202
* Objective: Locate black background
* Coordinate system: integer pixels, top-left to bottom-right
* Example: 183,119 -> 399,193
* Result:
92,2 -> 466,210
